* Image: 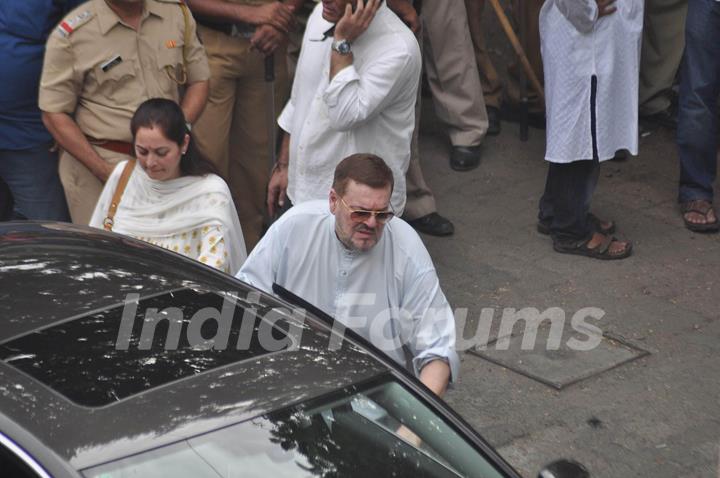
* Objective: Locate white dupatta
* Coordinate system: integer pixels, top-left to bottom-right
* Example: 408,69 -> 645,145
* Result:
90,161 -> 247,274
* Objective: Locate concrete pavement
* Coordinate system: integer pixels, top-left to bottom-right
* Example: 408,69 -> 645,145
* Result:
416,104 -> 720,477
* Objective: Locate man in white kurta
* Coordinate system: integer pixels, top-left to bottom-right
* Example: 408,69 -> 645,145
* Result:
266,0 -> 421,216
537,0 -> 641,259
241,155 -> 458,396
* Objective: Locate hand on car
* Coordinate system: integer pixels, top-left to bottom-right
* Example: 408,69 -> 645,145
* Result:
334,0 -> 382,43
251,24 -> 286,55
252,1 -> 296,32
596,0 -> 617,17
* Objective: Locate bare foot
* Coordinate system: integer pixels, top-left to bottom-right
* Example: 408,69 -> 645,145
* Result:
682,201 -> 717,226
586,232 -> 631,257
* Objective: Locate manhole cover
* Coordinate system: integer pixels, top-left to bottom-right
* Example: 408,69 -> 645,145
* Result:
468,330 -> 649,390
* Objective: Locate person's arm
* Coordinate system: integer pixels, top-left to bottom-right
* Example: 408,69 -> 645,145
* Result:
554,0 -> 616,34
419,359 -> 451,397
180,80 -> 209,124
39,27 -> 115,181
250,25 -> 287,55
329,0 -> 381,80
386,0 -> 420,34
266,132 -> 290,217
179,8 -> 212,123
325,0 -> 419,130
42,112 -> 115,182
185,0 -> 295,32
235,221 -> 283,293
401,245 -> 460,394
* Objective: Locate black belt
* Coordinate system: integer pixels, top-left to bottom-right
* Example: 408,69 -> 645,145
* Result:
196,16 -> 255,37
196,17 -> 234,36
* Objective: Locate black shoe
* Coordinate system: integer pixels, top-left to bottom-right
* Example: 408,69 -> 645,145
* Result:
640,107 -> 677,130
450,145 -> 481,171
405,212 -> 455,236
486,106 -> 501,136
609,149 -> 628,162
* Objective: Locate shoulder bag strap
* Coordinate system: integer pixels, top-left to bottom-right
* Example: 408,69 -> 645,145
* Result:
103,159 -> 136,231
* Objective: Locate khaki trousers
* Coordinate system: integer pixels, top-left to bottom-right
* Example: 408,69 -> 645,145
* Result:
422,0 -> 488,147
193,25 -> 289,252
465,0 -> 545,112
639,0 -> 688,116
58,147 -> 128,225
405,85 -> 437,220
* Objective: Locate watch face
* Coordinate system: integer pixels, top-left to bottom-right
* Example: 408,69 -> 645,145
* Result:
334,40 -> 351,54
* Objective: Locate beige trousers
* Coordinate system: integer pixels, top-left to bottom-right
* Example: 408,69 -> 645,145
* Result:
639,0 -> 688,116
58,147 -> 128,225
422,0 -> 488,147
193,25 -> 289,252
404,84 -> 437,220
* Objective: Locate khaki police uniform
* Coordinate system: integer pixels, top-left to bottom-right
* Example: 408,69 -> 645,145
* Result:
191,0 -> 289,252
422,0 -> 488,148
404,0 -> 488,221
39,0 -> 210,225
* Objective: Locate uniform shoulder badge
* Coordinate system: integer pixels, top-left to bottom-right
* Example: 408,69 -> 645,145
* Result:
56,10 -> 94,38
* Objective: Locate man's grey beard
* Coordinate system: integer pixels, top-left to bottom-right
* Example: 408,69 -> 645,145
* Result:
334,224 -> 376,252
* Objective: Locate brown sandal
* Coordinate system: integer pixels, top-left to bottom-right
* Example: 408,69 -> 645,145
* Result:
680,199 -> 719,233
553,233 -> 633,260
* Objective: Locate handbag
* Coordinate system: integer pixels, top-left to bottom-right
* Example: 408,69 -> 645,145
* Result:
102,159 -> 136,231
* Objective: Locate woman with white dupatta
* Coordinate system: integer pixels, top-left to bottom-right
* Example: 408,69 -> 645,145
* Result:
90,99 -> 247,274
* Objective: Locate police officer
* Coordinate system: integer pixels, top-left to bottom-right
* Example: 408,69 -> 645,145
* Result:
187,0 -> 302,251
40,0 -> 211,225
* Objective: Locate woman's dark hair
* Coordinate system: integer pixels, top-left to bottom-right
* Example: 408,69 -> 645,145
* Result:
130,98 -> 220,178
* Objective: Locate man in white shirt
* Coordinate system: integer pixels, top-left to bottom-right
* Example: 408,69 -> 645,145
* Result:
537,0 -> 638,259
241,154 -> 458,397
266,0 -> 421,217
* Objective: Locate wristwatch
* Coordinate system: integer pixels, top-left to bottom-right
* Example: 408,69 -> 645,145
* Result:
331,39 -> 352,55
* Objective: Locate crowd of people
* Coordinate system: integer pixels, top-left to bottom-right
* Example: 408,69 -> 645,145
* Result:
0,0 -> 716,391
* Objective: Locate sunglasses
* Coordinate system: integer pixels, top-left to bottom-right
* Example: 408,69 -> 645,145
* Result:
339,196 -> 395,224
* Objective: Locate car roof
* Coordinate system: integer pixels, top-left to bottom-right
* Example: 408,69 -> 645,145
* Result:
0,223 -> 388,470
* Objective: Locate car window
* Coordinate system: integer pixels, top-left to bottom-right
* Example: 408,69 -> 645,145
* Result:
83,376 -> 506,478
0,289 -> 294,407
0,438 -> 46,478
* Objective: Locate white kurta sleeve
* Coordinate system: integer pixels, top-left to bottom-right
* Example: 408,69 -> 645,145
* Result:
236,226 -> 280,294
402,268 -> 460,383
322,51 -> 416,131
554,0 -> 598,34
277,97 -> 295,135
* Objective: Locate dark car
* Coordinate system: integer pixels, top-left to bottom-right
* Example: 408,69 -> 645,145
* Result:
0,223 -> 585,478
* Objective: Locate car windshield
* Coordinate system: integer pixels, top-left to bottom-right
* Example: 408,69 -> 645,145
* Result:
83,376 -> 505,478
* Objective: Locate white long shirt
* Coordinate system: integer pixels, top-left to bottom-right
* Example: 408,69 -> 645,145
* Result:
278,3 -> 421,214
237,200 -> 459,381
540,0 -> 643,162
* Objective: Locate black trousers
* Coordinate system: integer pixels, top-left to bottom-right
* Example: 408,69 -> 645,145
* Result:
538,75 -> 601,244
